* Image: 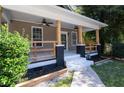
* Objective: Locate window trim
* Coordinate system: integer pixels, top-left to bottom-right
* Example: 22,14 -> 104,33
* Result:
71,31 -> 77,46
61,31 -> 69,51
31,26 -> 43,47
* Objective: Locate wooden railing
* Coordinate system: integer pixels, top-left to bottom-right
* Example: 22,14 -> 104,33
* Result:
85,44 -> 97,53
31,41 -> 57,62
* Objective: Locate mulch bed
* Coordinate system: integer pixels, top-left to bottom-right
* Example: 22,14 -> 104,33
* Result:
101,56 -> 124,61
92,55 -> 124,64
91,56 -> 107,62
23,66 -> 66,81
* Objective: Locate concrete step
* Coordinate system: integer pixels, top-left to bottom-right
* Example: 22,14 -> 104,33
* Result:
64,54 -> 80,60
64,54 -> 87,62
65,55 -> 94,71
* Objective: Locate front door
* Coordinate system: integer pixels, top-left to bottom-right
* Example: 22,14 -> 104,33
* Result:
61,32 -> 68,50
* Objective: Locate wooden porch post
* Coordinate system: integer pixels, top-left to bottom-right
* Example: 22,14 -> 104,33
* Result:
96,29 -> 101,56
76,25 -> 85,57
56,20 -> 61,45
55,19 -> 64,67
96,29 -> 100,44
78,25 -> 85,44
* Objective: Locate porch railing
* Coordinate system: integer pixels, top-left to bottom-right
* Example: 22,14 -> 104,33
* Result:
31,41 -> 57,62
85,44 -> 97,53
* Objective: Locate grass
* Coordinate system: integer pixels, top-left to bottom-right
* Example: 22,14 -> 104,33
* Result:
92,60 -> 124,87
51,72 -> 73,87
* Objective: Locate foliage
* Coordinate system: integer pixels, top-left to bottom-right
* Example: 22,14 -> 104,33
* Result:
84,31 -> 96,45
74,6 -> 124,54
51,72 -> 73,87
103,43 -> 112,56
92,60 -> 124,87
112,43 -> 124,58
0,24 -> 30,87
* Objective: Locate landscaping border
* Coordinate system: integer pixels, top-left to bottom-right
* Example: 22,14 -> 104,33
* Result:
94,58 -> 112,65
16,68 -> 67,87
114,57 -> 124,61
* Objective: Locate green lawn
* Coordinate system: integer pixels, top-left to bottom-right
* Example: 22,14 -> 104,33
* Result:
92,60 -> 124,87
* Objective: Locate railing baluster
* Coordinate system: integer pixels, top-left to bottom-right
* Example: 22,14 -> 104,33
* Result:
85,44 -> 97,53
31,41 -> 57,62
33,42 -> 37,61
53,42 -> 56,56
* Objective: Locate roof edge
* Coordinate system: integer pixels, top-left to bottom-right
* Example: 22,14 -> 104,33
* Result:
53,6 -> 108,27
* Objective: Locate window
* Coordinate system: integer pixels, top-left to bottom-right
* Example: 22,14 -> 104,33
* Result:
71,32 -> 77,46
32,26 -> 43,47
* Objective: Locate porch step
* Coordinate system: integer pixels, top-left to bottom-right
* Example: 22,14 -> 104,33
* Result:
64,54 -> 82,61
65,54 -> 94,71
85,52 -> 98,57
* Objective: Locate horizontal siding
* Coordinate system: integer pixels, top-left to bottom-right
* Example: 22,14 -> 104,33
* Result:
9,20 -> 77,50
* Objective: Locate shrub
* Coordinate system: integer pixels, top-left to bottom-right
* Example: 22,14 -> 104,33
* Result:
103,43 -> 112,56
112,43 -> 124,58
0,24 -> 30,87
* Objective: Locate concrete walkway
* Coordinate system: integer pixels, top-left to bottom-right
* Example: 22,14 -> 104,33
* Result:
65,55 -> 104,87
71,67 -> 105,87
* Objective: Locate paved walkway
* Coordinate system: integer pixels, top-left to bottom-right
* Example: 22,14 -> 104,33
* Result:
65,56 -> 105,87
34,56 -> 105,87
71,67 -> 105,87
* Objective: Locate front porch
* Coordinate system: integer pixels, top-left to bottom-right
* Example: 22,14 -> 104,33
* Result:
28,18 -> 101,63
30,44 -> 98,63
29,25 -> 99,63
1,5 -> 107,69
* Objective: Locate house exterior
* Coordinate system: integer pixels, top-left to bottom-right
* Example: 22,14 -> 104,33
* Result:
1,5 -> 107,69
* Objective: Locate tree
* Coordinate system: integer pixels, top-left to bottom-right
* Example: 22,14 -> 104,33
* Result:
74,6 -> 124,54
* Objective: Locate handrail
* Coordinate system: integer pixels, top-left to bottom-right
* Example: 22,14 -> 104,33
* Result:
85,44 -> 97,53
32,41 -> 57,44
31,41 -> 57,61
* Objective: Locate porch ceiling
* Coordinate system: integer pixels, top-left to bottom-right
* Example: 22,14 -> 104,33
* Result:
2,5 -> 107,31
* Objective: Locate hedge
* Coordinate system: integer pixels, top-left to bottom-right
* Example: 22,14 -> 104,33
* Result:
112,43 -> 124,58
0,24 -> 30,86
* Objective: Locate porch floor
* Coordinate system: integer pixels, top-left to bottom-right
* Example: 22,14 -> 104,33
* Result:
28,50 -> 98,69
64,50 -> 98,58
29,50 -> 98,63
64,50 -> 77,57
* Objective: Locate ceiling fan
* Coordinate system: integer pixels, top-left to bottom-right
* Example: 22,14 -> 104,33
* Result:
41,18 -> 53,26
74,26 -> 78,30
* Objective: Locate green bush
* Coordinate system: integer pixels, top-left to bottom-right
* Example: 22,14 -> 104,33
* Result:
112,43 -> 124,58
0,24 -> 30,87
